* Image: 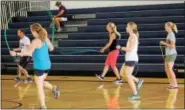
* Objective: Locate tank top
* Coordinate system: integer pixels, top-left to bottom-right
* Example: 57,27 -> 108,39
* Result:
109,33 -> 118,51
33,40 -> 51,70
125,34 -> 139,61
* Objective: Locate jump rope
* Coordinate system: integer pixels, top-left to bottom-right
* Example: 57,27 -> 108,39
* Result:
4,6 -> 55,77
4,6 -> 55,63
4,6 -> 140,76
159,43 -> 165,61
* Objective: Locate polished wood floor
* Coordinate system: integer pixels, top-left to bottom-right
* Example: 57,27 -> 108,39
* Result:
1,75 -> 184,109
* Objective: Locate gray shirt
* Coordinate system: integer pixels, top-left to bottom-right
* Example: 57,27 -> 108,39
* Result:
165,31 -> 177,55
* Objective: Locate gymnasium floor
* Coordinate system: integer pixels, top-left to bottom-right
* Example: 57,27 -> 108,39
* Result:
1,75 -> 184,109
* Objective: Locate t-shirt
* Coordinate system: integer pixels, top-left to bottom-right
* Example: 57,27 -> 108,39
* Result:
19,36 -> 30,53
165,31 -> 177,55
58,5 -> 67,17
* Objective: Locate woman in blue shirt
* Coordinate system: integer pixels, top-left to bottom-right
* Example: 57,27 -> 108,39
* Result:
10,23 -> 60,109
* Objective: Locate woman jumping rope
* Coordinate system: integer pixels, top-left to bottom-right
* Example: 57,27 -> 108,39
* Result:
10,23 -> 60,109
96,22 -> 123,84
117,22 -> 143,100
160,22 -> 178,89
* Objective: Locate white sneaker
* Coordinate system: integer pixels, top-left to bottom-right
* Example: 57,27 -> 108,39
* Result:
57,28 -> 62,32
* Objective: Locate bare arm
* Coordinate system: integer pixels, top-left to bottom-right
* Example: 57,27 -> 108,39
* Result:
10,39 -> 38,57
163,41 -> 175,48
55,10 -> 64,17
13,48 -> 21,52
19,39 -> 38,56
102,34 -> 116,51
45,38 -> 54,51
121,35 -> 136,52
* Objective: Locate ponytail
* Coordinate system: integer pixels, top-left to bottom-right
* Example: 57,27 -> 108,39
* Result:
172,23 -> 178,33
30,23 -> 48,41
135,31 -> 139,40
114,26 -> 121,39
38,28 -> 47,41
165,22 -> 178,33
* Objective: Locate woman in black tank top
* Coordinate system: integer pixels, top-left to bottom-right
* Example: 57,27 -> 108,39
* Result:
96,22 -> 123,83
109,32 -> 118,51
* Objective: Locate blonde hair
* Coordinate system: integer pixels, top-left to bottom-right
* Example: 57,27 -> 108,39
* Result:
127,22 -> 139,39
107,22 -> 121,39
30,23 -> 48,41
165,22 -> 178,33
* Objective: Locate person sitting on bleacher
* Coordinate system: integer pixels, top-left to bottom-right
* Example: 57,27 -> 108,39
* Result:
52,1 -> 67,32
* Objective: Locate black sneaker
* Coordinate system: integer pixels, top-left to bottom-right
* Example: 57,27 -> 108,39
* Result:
13,77 -> 21,82
24,77 -> 33,83
96,74 -> 104,81
52,85 -> 60,99
114,79 -> 123,84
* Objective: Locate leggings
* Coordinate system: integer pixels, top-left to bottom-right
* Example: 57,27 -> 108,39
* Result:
105,50 -> 119,69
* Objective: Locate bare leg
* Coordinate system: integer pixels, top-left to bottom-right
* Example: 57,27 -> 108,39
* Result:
165,61 -> 173,86
101,66 -> 109,77
132,76 -> 139,83
42,74 -> 53,90
167,62 -> 178,87
125,66 -> 138,95
18,65 -> 30,78
54,18 -> 62,29
17,66 -> 21,77
35,74 -> 46,107
112,67 -> 120,79
120,64 -> 126,78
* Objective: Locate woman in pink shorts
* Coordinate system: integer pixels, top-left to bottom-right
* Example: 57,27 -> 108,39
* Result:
96,22 -> 123,84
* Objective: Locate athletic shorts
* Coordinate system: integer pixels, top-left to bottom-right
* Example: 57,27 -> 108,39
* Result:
18,56 -> 32,68
34,69 -> 50,76
125,61 -> 138,67
59,17 -> 68,21
165,54 -> 177,62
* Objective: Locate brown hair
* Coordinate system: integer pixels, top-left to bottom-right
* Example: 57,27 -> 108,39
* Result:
55,1 -> 62,6
30,23 -> 47,41
165,22 -> 178,33
127,22 -> 139,39
17,28 -> 24,34
107,22 -> 121,39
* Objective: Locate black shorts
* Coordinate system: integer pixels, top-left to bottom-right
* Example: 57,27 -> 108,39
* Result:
34,69 -> 50,76
125,61 -> 138,67
18,56 -> 32,68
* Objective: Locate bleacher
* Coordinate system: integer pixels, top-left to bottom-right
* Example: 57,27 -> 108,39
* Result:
1,3 -> 184,76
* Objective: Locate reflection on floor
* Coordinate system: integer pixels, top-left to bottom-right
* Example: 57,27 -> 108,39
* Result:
1,75 -> 184,109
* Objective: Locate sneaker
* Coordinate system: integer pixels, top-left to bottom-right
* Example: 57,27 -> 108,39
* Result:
24,77 -> 33,83
13,77 -> 21,82
128,94 -> 140,100
52,85 -> 60,99
56,28 -> 62,32
136,79 -> 144,90
41,105 -> 47,109
114,79 -> 123,84
95,74 -> 104,81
